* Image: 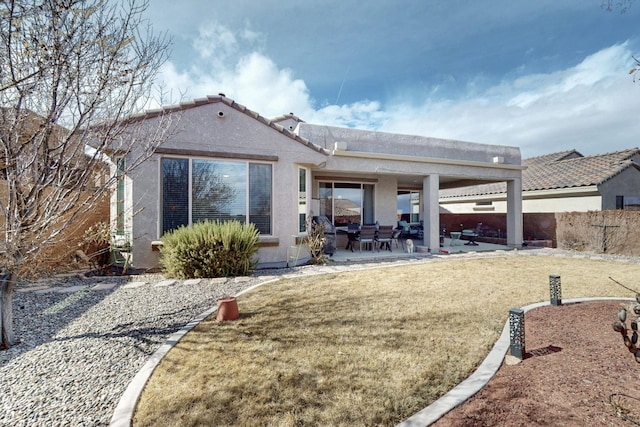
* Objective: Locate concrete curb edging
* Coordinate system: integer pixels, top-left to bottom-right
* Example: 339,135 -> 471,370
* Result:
109,278 -> 280,427
396,297 -> 633,427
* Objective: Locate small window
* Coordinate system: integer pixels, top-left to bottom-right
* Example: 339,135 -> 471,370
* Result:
115,157 -> 126,235
298,168 -> 307,232
473,201 -> 494,211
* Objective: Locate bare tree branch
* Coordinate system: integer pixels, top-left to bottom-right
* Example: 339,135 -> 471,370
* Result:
0,0 -> 174,348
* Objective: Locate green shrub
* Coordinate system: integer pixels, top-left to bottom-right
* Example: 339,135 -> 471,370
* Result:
159,220 -> 259,279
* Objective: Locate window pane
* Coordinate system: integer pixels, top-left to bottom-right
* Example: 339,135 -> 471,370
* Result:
249,163 -> 272,234
410,191 -> 420,223
397,191 -> 420,223
363,184 -> 375,225
116,158 -> 125,235
162,158 -> 189,234
298,168 -> 307,232
192,159 -> 246,224
319,182 -> 333,223
334,183 -> 361,226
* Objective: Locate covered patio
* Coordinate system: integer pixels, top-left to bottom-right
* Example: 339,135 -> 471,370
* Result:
298,123 -> 525,263
326,236 -> 513,263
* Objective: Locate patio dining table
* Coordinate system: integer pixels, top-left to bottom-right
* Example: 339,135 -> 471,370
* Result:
336,225 -> 360,251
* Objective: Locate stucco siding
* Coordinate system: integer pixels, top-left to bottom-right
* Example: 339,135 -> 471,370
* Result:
375,176 -> 400,225
124,103 -> 327,270
297,124 -> 521,165
440,193 -> 602,214
599,167 -> 640,210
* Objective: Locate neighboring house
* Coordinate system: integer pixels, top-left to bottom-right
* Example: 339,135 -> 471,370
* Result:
439,148 -> 640,213
439,148 -> 640,244
114,94 -> 524,269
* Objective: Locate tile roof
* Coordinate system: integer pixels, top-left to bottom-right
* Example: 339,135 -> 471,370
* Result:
270,112 -> 305,124
440,148 -> 640,198
126,94 -> 329,155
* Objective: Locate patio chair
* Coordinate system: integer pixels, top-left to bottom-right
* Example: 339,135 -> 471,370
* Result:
397,220 -> 419,239
356,225 -> 376,251
376,225 -> 394,251
461,222 -> 482,246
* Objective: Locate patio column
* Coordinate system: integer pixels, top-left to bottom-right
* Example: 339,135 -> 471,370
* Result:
422,174 -> 440,251
506,178 -> 523,247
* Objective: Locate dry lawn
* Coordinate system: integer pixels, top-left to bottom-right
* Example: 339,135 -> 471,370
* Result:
134,255 -> 640,426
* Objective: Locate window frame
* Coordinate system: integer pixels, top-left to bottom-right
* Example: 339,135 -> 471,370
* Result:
298,167 -> 309,233
318,180 -> 375,226
397,190 -> 420,223
159,155 -> 273,236
115,157 -> 126,235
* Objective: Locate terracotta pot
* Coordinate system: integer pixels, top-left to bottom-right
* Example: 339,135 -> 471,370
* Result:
216,297 -> 240,321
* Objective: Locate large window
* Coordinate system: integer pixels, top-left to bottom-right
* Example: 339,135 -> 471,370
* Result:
161,157 -> 272,235
397,191 -> 420,223
319,182 -> 374,226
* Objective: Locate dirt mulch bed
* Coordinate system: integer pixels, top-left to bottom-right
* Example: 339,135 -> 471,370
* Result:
433,300 -> 640,426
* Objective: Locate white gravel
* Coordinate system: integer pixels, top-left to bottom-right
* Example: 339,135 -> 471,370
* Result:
0,272 -> 272,426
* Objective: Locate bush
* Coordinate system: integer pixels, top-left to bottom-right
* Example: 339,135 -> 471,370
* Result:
80,221 -> 112,269
159,220 -> 259,279
556,210 -> 640,255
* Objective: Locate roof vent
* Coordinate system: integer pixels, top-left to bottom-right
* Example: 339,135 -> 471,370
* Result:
217,111 -> 225,118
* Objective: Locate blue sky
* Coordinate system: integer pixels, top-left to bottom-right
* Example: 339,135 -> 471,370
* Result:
146,1 -> 640,158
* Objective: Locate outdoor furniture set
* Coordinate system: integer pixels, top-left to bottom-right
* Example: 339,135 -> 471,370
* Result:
343,223 -> 401,252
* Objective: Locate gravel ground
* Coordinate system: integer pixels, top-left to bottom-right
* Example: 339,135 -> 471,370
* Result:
0,271 -> 279,427
1,248 -> 639,426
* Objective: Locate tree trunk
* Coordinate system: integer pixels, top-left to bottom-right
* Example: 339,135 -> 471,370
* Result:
0,272 -> 15,350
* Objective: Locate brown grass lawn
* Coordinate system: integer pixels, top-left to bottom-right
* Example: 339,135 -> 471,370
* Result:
133,255 -> 640,427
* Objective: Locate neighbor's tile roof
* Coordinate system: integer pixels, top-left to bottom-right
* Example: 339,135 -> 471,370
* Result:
440,148 -> 640,198
126,94 -> 329,155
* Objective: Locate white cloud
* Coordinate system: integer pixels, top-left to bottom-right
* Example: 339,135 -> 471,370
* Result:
156,24 -> 640,159
192,22 -> 238,61
379,43 -> 640,157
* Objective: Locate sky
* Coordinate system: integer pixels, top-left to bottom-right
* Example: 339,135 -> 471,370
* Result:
144,0 -> 640,159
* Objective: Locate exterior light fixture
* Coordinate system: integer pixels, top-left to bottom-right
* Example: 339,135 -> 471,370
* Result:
509,308 -> 525,360
549,274 -> 562,306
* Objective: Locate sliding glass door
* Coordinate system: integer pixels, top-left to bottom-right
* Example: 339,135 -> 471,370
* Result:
319,182 -> 374,226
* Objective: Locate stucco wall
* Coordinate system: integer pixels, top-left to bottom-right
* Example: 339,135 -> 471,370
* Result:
440,193 -> 602,214
125,102 -> 327,270
297,124 -> 521,165
599,166 -> 640,210
440,212 -> 557,243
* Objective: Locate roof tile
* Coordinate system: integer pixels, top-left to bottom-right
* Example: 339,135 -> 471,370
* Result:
441,148 -> 640,198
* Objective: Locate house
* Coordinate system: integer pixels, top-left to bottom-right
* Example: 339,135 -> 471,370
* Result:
114,95 -> 524,269
439,148 -> 640,242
